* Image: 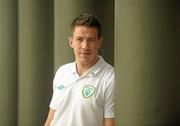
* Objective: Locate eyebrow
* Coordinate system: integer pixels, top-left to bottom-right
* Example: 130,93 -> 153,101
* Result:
74,36 -> 97,40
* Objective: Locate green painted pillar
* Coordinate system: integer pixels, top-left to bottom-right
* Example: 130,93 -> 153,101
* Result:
18,0 -> 53,125
115,0 -> 180,125
0,0 -> 18,125
54,0 -> 114,68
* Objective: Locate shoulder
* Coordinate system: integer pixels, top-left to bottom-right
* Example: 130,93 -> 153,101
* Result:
53,62 -> 74,81
104,62 -> 114,72
97,56 -> 115,81
100,62 -> 115,94
52,62 -> 75,88
55,62 -> 74,74
97,60 -> 115,88
103,62 -> 115,78
98,56 -> 114,76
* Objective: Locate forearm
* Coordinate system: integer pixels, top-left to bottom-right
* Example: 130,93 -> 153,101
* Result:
44,109 -> 56,126
104,118 -> 115,126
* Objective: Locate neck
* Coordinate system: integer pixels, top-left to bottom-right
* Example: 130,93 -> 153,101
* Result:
76,57 -> 99,76
76,64 -> 90,76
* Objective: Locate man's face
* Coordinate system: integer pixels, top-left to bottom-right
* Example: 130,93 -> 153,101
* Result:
69,26 -> 102,66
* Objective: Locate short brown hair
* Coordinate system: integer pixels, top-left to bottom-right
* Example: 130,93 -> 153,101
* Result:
71,13 -> 102,38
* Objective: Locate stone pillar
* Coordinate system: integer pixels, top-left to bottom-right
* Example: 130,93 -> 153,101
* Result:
115,0 -> 180,125
0,0 -> 18,125
18,0 -> 53,125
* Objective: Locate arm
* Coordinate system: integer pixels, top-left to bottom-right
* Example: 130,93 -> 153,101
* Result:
44,109 -> 56,126
104,118 -> 115,126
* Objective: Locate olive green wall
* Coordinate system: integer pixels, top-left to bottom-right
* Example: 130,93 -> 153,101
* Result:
115,0 -> 180,125
0,0 -> 53,125
18,0 -> 54,125
0,0 -> 18,125
0,0 -> 180,125
0,0 -> 114,125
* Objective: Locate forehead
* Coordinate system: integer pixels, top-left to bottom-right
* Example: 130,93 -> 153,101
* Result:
72,26 -> 98,38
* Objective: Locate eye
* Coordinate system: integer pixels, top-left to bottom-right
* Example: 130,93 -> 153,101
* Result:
75,38 -> 83,42
87,38 -> 96,42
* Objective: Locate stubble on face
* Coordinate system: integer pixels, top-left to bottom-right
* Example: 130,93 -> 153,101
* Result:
69,26 -> 102,68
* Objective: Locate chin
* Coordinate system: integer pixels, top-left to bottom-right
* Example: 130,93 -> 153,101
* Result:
77,57 -> 90,63
79,57 -> 98,65
79,58 -> 90,63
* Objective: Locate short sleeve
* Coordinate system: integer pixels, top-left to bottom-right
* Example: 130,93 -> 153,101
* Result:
49,67 -> 61,110
49,88 -> 59,110
104,79 -> 115,118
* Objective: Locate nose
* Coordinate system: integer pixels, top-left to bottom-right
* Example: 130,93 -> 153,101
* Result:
81,40 -> 89,49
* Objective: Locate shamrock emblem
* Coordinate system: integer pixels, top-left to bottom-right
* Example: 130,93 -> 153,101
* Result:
82,85 -> 95,98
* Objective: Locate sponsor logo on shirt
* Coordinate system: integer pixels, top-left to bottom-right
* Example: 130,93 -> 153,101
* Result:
82,85 -> 95,98
57,85 -> 65,90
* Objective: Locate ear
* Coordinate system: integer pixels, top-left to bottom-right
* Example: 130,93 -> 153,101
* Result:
68,37 -> 73,48
98,37 -> 103,48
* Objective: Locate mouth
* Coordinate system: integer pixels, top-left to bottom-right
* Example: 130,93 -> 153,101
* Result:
79,52 -> 90,56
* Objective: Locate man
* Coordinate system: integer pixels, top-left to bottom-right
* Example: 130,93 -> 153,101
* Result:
44,13 -> 115,126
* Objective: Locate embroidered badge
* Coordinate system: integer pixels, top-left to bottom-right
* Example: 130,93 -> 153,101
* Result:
82,85 -> 95,98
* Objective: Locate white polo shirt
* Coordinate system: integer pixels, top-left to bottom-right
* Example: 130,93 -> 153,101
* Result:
49,56 -> 115,126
